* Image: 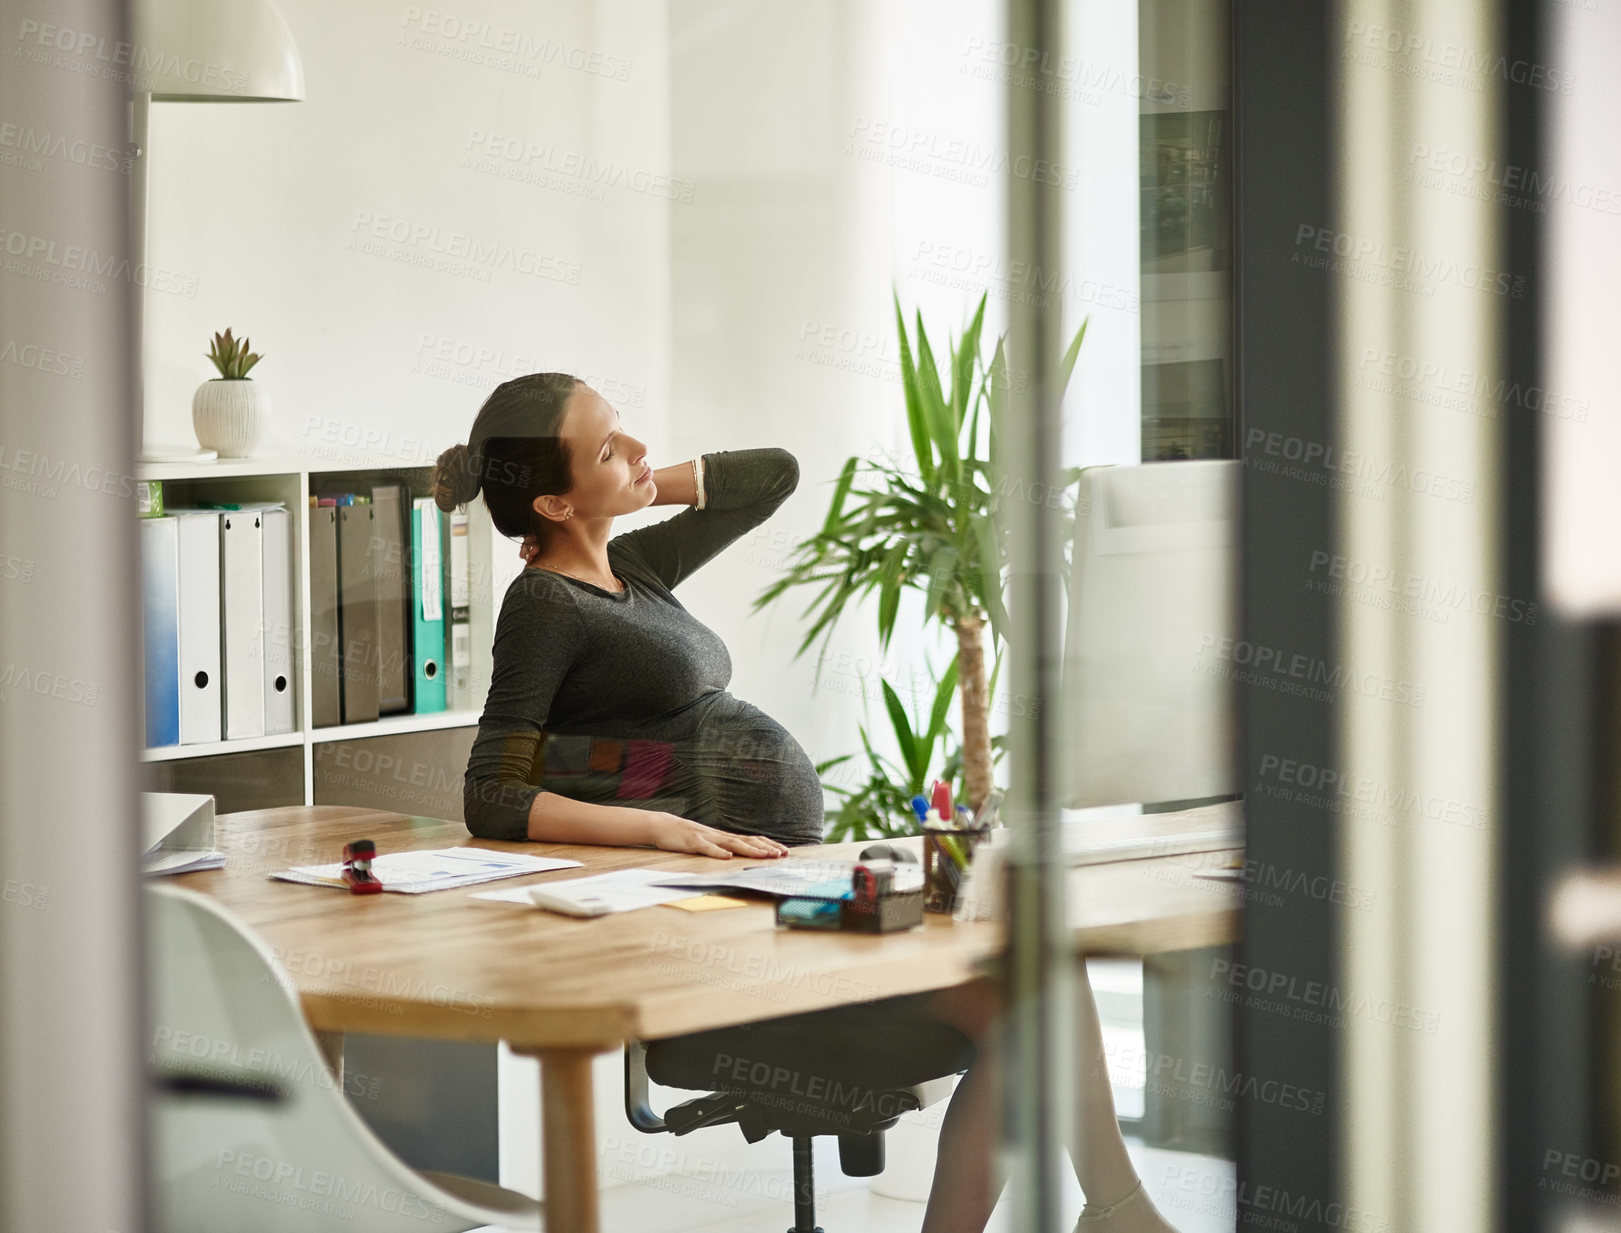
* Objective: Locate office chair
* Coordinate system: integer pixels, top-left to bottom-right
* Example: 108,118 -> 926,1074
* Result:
148,884 -> 541,1233
625,1000 -> 973,1233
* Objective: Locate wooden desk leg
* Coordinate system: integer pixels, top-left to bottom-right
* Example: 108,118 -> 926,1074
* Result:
537,1048 -> 599,1233
314,1030 -> 344,1089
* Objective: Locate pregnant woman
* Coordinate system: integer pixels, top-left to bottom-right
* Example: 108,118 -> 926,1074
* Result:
443,371 -> 814,856
437,373 -> 1177,1232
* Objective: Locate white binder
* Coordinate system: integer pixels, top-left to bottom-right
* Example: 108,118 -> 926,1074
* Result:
220,510 -> 266,740
260,508 -> 294,734
175,512 -> 222,744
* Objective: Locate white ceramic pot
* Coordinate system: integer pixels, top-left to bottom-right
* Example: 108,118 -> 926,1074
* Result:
192,379 -> 269,458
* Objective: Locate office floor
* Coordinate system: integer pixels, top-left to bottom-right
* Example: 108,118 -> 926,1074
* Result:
475,1137 -> 1236,1232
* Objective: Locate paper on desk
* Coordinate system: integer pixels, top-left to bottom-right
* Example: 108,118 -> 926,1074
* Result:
473,868 -> 706,913
142,792 -> 225,876
146,848 -> 227,875
272,848 -> 581,893
649,860 -> 922,898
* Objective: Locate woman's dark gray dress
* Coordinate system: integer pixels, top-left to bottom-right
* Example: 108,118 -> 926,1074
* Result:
462,447 -> 827,846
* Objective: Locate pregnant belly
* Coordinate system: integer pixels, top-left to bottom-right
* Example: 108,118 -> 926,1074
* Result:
674,694 -> 826,846
535,694 -> 827,845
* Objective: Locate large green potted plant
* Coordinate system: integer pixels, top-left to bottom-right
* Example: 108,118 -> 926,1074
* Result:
757,292 -> 1086,822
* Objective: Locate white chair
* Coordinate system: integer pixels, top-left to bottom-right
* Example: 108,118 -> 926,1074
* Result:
147,883 -> 541,1233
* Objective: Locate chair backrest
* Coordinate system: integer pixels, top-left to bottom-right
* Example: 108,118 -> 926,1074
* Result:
146,883 -> 492,1233
1061,460 -> 1240,809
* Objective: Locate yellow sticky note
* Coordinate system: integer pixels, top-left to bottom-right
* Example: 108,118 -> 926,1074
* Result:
666,895 -> 754,912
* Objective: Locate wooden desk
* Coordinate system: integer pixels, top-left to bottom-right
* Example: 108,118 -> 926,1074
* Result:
179,804 -> 1243,1232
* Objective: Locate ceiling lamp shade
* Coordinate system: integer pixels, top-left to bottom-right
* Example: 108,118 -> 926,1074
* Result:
132,0 -> 305,102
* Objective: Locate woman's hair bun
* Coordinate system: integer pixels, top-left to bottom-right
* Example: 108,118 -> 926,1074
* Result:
434,442 -> 481,512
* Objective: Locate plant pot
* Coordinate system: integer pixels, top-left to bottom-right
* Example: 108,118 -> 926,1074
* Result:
192,378 -> 269,458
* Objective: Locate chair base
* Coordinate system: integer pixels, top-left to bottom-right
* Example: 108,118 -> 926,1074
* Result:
631,995 -> 975,1232
789,1136 -> 823,1233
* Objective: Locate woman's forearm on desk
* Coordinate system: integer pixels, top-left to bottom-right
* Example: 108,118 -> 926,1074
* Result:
525,790 -> 790,859
526,792 -> 655,845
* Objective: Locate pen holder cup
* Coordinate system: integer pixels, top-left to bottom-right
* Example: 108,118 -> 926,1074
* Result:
923,826 -> 989,914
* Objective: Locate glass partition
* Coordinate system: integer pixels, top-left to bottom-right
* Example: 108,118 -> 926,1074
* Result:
131,0 -> 1239,1228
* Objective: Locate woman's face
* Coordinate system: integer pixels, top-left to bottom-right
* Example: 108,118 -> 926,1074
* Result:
548,385 -> 655,522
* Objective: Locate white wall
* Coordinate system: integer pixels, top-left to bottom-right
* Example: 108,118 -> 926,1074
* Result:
144,0 -> 673,473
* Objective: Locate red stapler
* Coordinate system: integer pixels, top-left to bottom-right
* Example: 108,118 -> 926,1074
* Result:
342,839 -> 384,894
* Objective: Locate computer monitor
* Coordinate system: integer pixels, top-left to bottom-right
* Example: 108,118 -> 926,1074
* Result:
1059,460 -> 1239,811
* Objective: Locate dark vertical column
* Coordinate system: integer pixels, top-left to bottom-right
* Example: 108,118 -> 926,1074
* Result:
1497,1 -> 1602,1228
1232,2 -> 1340,1226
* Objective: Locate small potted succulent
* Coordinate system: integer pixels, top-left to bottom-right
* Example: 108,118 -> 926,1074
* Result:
192,328 -> 269,458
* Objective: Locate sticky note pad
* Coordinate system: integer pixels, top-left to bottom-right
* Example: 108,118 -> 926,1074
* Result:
665,894 -> 753,912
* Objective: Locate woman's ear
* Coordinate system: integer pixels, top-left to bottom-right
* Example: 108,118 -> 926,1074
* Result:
532,493 -> 572,524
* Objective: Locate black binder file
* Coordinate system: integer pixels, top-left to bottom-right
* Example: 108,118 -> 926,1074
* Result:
308,504 -> 341,728
336,501 -> 380,724
371,482 -> 412,716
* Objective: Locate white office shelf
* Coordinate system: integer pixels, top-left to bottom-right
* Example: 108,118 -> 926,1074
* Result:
138,456 -> 502,810
142,731 -> 305,764
139,458 -> 303,482
310,710 -> 483,744
138,450 -> 429,482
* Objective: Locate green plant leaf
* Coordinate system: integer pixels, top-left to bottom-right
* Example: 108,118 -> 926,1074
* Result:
987,337 -> 1009,487
876,542 -> 906,651
1058,316 -> 1088,398
893,291 -> 934,484
881,679 -> 925,787
914,313 -> 958,485
921,542 -> 959,623
857,721 -> 886,767
952,294 -> 987,435
963,379 -> 985,474
822,455 -> 859,537
927,653 -> 960,745
970,511 -> 1009,648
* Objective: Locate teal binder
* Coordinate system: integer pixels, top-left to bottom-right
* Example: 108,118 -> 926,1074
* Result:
411,497 -> 447,714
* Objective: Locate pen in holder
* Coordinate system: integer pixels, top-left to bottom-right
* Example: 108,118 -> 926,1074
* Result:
923,820 -> 988,914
